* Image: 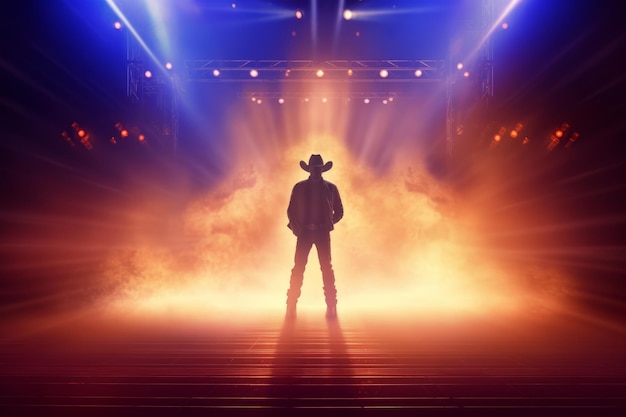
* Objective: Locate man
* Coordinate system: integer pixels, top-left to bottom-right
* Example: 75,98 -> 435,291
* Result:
286,154 -> 344,319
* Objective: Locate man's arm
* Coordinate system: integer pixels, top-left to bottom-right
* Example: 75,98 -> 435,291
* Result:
287,184 -> 302,235
331,184 -> 343,224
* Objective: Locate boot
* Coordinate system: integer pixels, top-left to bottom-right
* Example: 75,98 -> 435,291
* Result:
286,303 -> 297,319
326,304 -> 337,319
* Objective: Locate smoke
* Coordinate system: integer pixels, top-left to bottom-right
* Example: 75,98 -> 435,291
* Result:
101,84 -> 570,317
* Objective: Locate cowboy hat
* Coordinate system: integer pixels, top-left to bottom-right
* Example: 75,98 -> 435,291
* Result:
300,154 -> 333,172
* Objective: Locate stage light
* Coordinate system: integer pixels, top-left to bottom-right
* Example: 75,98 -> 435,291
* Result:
256,99 -> 262,104
364,98 -> 370,104
343,9 -> 353,20
383,99 -> 388,104
463,71 -> 470,77
213,69 -> 220,77
120,129 -> 129,138
554,123 -> 569,139
165,62 -> 173,70
316,69 -> 325,78
502,22 -> 509,29
414,69 -> 423,77
347,69 -> 353,77
295,9 -> 303,19
231,3 -> 236,8
250,69 -> 258,78
278,98 -> 285,104
510,123 -> 523,138
285,69 -> 291,77
144,70 -> 153,78
322,97 -> 328,103
379,69 -> 389,78
138,133 -> 146,142
388,97 -> 394,102
492,126 -> 506,145
251,96 -> 256,102
457,62 -> 464,70
71,121 -> 92,150
113,21 -> 122,30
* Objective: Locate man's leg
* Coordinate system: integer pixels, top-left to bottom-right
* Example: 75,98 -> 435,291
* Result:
287,235 -> 313,316
315,232 -> 337,317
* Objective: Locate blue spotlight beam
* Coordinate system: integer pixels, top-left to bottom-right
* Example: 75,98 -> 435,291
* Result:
105,0 -> 169,79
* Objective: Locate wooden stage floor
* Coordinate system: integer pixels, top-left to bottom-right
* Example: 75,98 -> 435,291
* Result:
1,307 -> 625,416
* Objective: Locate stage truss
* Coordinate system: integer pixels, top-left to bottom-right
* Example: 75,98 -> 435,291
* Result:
124,1 -> 496,157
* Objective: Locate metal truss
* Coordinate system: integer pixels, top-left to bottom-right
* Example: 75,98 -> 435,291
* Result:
242,91 -> 402,102
184,59 -> 446,82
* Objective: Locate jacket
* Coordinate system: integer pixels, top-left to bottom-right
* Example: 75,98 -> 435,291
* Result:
287,178 -> 343,236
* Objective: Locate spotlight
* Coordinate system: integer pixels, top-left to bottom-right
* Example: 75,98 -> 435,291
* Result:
165,62 -> 173,70
316,69 -> 325,78
554,122 -> 570,139
463,71 -> 470,77
278,98 -> 285,104
256,99 -> 262,104
113,21 -> 122,30
414,69 -> 423,77
379,69 -> 389,78
71,122 -> 92,150
364,98 -> 370,104
250,69 -> 259,78
510,123 -> 523,138
295,9 -> 303,19
322,97 -> 328,103
304,97 -> 309,102
120,129 -> 129,138
457,62 -> 464,70
383,99 -> 388,104
231,3 -> 236,8
343,9 -> 353,20
138,133 -> 146,142
251,96 -> 257,102
213,69 -> 220,77
144,70 -> 153,78
347,69 -> 353,77
502,22 -> 509,29
492,126 -> 506,144
285,69 -> 291,77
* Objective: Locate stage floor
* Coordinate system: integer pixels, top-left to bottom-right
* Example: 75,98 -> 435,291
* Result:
1,307 -> 625,416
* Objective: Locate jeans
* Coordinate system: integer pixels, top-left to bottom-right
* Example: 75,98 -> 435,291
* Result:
287,230 -> 337,307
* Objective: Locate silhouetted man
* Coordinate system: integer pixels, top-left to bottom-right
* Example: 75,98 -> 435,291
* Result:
286,154 -> 344,319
